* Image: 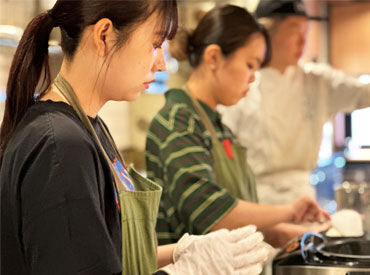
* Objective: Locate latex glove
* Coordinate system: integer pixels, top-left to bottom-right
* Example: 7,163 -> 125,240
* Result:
173,224 -> 260,262
290,195 -> 330,223
160,225 -> 269,275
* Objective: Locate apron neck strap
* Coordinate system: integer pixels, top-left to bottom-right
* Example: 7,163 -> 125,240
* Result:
53,74 -> 125,193
183,85 -> 219,142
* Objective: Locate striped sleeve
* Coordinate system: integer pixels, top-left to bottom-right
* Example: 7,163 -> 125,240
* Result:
147,106 -> 237,237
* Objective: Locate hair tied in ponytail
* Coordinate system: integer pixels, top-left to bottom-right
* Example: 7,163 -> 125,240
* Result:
46,9 -> 56,27
188,43 -> 195,53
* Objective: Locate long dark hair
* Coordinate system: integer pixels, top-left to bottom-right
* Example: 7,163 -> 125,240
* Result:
170,4 -> 271,68
0,0 -> 178,159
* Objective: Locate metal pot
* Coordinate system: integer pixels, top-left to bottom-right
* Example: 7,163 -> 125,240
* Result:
273,233 -> 370,275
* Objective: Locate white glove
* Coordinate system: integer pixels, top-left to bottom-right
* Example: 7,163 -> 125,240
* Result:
160,225 -> 269,275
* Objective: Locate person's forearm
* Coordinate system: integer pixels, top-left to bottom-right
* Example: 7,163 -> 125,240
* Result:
264,221 -> 331,248
263,223 -> 306,248
211,200 -> 292,232
157,244 -> 176,268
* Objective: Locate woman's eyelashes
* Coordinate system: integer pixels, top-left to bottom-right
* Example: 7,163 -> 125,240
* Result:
247,63 -> 254,70
247,60 -> 260,71
153,43 -> 162,50
153,40 -> 164,50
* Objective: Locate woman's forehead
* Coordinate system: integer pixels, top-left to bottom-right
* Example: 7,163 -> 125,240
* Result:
129,14 -> 160,41
137,13 -> 164,36
283,16 -> 308,30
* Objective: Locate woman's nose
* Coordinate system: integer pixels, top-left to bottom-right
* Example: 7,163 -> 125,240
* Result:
153,48 -> 166,72
299,32 -> 307,48
249,73 -> 256,83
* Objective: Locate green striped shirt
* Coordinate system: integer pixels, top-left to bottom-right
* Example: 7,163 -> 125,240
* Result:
145,89 -> 238,245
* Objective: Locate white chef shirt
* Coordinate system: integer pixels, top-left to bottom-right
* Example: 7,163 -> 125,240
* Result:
219,62 -> 370,204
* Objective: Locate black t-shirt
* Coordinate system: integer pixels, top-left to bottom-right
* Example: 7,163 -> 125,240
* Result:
1,101 -> 122,275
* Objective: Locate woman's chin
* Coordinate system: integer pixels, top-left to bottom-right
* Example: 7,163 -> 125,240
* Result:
222,98 -> 241,107
119,90 -> 143,102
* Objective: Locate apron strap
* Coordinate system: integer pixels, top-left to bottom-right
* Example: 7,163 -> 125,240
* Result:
53,74 -> 126,193
97,117 -> 125,165
182,85 -> 219,143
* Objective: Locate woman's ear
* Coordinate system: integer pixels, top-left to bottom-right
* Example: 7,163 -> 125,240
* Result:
93,18 -> 115,57
203,44 -> 223,71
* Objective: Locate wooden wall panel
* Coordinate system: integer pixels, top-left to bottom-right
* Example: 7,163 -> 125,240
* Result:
329,1 -> 370,75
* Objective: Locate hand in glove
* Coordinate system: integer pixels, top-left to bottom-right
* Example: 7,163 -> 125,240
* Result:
160,225 -> 269,275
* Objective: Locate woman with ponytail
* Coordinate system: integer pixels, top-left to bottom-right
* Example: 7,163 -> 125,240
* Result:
146,4 -> 330,250
0,1 -> 270,275
0,11 -> 55,155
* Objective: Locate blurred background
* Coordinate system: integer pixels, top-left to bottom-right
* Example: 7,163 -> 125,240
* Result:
1,0 -> 370,217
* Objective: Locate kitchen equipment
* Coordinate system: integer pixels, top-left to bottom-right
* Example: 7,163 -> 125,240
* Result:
336,181 -> 370,211
335,181 -> 370,235
273,232 -> 370,275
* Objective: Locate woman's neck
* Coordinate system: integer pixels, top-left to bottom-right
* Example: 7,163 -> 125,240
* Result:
186,69 -> 217,110
41,58 -> 106,118
60,61 -> 106,117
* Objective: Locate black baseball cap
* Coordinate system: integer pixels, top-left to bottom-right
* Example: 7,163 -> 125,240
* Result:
255,0 -> 327,21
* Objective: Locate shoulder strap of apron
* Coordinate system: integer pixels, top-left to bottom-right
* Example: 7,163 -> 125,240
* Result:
182,85 -> 219,143
53,74 -> 125,193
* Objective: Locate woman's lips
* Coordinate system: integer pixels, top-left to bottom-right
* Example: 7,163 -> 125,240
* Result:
242,87 -> 250,97
143,79 -> 155,89
296,49 -> 304,58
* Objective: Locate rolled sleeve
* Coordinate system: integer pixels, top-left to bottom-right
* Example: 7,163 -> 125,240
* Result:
160,123 -> 237,235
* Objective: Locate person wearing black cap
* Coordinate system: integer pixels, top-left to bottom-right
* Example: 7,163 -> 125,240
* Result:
255,0 -> 324,21
220,0 -> 370,205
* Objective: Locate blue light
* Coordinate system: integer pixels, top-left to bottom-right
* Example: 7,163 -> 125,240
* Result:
0,37 -> 18,47
153,70 -> 169,83
310,174 -> 320,186
317,171 -> 326,182
146,82 -> 168,94
326,200 -> 337,214
317,157 -> 332,168
0,92 -> 6,102
145,71 -> 169,94
334,157 -> 346,168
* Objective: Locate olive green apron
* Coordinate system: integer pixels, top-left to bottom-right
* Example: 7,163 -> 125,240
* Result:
184,87 -> 258,202
54,75 -> 162,275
